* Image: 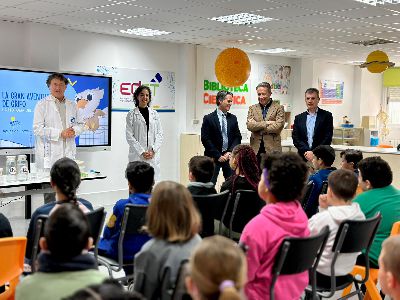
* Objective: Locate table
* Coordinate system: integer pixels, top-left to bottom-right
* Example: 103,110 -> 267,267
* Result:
0,174 -> 107,219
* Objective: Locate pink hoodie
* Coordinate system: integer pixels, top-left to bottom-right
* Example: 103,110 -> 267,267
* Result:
240,200 -> 310,300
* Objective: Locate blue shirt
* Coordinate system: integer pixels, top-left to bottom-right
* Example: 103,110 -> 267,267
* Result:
98,193 -> 151,261
306,109 -> 318,148
305,167 -> 336,218
216,108 -> 227,131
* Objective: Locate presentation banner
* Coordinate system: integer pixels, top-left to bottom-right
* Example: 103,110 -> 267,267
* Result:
97,66 -> 175,112
202,79 -> 251,109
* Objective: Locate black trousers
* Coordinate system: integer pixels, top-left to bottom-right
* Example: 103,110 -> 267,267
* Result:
211,158 -> 232,184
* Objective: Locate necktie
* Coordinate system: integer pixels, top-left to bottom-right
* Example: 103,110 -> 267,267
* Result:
221,114 -> 228,152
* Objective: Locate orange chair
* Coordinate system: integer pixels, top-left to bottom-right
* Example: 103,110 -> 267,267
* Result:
342,221 -> 400,300
0,237 -> 27,300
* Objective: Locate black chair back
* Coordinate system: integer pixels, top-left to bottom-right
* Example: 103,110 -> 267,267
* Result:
301,181 -> 315,209
332,213 -> 381,254
223,189 -> 264,237
86,207 -> 106,259
192,190 -> 230,237
320,180 -> 328,195
31,215 -> 48,273
171,260 -> 192,300
271,226 -> 330,300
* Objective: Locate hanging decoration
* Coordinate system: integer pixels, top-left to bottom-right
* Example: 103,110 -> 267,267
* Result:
360,50 -> 395,73
215,48 -> 251,87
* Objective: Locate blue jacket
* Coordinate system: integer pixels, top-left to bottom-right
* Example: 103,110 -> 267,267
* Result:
305,167 -> 336,218
98,193 -> 151,261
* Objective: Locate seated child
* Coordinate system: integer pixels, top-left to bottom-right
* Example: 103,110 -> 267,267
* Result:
133,181 -> 202,300
0,213 -> 13,238
25,158 -> 93,264
187,156 -> 217,196
340,149 -> 363,176
378,235 -> 400,300
305,145 -> 336,218
221,144 -> 260,194
308,169 -> 365,283
64,279 -> 145,300
16,203 -> 106,300
186,235 -> 246,300
98,161 -> 154,273
240,152 -> 310,300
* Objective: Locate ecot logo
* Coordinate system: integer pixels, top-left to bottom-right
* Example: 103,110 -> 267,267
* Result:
120,73 -> 163,96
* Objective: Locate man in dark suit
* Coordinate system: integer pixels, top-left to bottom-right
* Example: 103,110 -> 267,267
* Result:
292,88 -> 333,161
201,90 -> 242,183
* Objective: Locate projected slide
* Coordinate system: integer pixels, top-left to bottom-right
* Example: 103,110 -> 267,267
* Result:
0,68 -> 111,149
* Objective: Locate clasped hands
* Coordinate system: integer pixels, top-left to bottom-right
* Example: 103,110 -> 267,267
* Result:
218,152 -> 231,162
142,150 -> 155,160
60,127 -> 76,139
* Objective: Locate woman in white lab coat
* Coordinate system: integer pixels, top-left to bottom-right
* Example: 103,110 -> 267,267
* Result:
126,85 -> 163,181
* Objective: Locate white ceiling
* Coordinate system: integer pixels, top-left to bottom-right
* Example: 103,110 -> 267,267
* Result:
2,0 -> 400,64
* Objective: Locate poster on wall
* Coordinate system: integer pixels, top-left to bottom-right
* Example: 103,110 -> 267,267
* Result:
318,79 -> 344,105
202,79 -> 251,109
258,64 -> 291,95
97,66 -> 175,112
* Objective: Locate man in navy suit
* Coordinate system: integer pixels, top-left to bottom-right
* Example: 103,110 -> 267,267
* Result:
201,90 -> 242,184
292,88 -> 333,161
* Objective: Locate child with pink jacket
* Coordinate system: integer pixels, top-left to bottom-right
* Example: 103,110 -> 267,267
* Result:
240,152 -> 310,300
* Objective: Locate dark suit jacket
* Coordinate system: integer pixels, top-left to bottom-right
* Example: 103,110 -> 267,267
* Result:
201,110 -> 242,159
292,108 -> 333,157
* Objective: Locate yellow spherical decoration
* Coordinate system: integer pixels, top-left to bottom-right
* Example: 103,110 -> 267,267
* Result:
215,48 -> 251,87
366,50 -> 390,73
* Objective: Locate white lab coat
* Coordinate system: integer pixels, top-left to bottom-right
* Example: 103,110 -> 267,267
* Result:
33,95 -> 84,168
126,107 -> 163,181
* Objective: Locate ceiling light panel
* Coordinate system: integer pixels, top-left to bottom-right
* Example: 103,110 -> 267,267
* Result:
119,27 -> 171,36
254,48 -> 296,53
211,13 -> 274,25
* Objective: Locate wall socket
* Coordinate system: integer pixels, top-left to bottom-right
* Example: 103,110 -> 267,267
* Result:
192,119 -> 200,125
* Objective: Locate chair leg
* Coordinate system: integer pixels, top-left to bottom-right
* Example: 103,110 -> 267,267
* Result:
364,280 -> 382,300
341,283 -> 353,297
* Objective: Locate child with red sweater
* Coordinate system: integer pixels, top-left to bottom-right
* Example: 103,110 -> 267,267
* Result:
240,152 -> 310,300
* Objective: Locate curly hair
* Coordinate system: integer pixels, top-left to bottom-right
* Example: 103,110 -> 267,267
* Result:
262,152 -> 308,201
50,157 -> 81,204
230,144 -> 260,192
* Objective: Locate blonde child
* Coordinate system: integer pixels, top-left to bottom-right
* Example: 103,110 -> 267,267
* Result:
133,181 -> 202,300
186,235 -> 247,300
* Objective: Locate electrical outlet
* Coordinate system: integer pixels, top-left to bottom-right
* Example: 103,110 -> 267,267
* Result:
192,119 -> 200,125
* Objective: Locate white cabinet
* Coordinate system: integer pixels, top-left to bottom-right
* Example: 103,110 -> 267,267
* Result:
180,133 -> 204,185
332,127 -> 364,146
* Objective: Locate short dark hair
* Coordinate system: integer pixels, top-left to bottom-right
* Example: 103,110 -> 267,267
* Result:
340,149 -> 363,169
328,169 -> 358,201
44,203 -> 90,261
216,90 -> 233,106
64,279 -> 145,300
125,161 -> 154,193
305,88 -> 320,98
262,152 -> 308,201
188,156 -> 215,183
358,156 -> 392,188
256,82 -> 272,92
312,145 -> 336,166
133,85 -> 152,107
46,73 -> 68,87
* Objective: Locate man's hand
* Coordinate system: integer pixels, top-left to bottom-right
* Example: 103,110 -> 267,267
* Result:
304,151 -> 314,161
142,150 -> 154,160
61,127 -> 75,139
223,152 -> 231,160
218,155 -> 228,162
319,194 -> 329,209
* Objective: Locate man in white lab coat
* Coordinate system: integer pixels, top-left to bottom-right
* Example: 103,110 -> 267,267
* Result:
33,73 -> 84,202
